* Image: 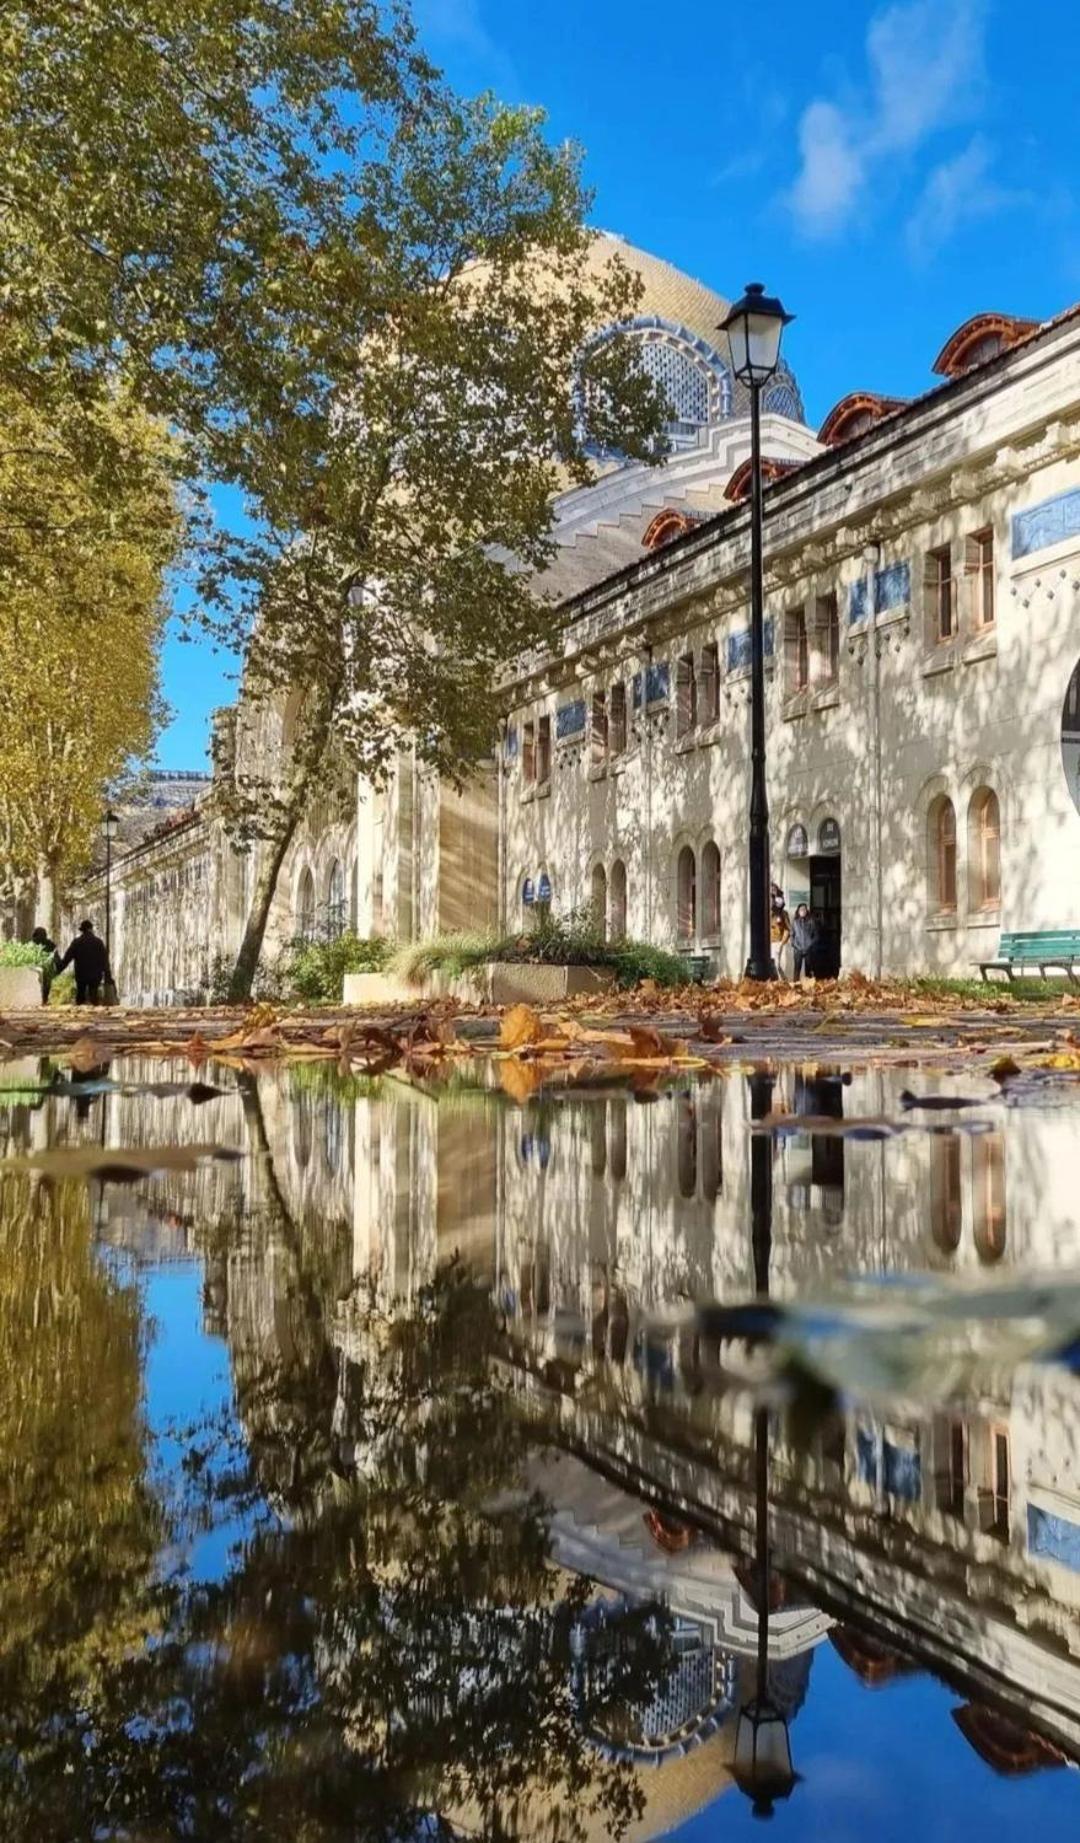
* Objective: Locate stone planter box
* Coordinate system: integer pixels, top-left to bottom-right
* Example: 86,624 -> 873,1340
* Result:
343,962 -> 616,1009
0,966 -> 43,1008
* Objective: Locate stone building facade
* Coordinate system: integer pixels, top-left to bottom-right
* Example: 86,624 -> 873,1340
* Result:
85,237 -> 1080,995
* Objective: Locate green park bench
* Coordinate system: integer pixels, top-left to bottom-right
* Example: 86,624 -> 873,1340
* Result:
977,929 -> 1080,984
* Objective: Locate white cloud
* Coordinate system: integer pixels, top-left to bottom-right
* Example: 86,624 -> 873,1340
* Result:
905,134 -> 1031,259
784,0 -> 988,238
412,0 -> 518,90
787,101 -> 865,235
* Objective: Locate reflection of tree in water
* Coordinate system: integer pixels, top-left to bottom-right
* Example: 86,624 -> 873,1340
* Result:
0,1173 -> 165,1825
0,1102 -> 673,1842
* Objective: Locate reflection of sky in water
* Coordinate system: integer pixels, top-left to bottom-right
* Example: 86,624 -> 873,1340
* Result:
7,1056 -> 1080,1833
672,1651 -> 1078,1842
143,1263 -> 262,1582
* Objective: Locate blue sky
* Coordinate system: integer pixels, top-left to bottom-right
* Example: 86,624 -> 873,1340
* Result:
156,0 -> 1080,767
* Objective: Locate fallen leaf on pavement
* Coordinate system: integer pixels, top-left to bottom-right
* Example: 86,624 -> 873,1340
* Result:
500,1004 -> 543,1050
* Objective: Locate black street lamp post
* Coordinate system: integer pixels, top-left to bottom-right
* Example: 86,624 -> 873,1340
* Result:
103,809 -> 119,965
732,1072 -> 799,1817
719,284 -> 794,981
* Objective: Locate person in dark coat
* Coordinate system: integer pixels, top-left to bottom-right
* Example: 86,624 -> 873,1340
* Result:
30,926 -> 58,1001
791,903 -> 819,981
57,919 -> 110,1004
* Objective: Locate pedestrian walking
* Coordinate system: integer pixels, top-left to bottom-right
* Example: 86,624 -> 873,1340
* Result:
30,925 -> 58,1001
791,903 -> 819,981
57,918 -> 110,1005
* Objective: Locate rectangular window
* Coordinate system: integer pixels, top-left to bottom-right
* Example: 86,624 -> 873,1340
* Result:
522,718 -> 536,784
926,544 -> 954,643
699,642 -> 720,725
536,714 -> 551,784
591,689 -> 608,764
785,606 -> 809,693
966,527 -> 995,630
816,592 -> 840,684
675,652 -> 697,737
609,681 -> 627,755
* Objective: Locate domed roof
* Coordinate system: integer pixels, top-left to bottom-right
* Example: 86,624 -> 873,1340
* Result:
580,232 -> 805,433
583,232 -> 734,349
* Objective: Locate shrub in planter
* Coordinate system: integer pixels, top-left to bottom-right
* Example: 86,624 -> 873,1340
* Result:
283,932 -> 392,1003
0,942 -> 53,970
389,908 -> 691,991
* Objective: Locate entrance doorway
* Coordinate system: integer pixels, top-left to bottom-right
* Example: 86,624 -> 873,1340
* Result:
809,854 -> 842,977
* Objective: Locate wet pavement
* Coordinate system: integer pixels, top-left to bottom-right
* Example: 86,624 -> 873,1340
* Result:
2,1049 -> 1080,1839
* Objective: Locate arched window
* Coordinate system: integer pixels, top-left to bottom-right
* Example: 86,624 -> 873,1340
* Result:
676,846 -> 697,945
930,1135 -> 962,1252
326,858 -> 347,938
296,866 -> 316,941
701,841 -> 721,940
968,788 -> 1000,910
928,796 -> 957,913
591,863 -> 607,940
610,859 -> 627,939
973,1133 -> 1006,1261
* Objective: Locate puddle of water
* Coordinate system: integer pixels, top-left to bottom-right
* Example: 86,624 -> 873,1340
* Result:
2,1054 -> 1080,1838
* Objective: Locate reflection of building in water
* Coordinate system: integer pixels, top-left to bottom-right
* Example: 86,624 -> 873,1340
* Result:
311,1071 -> 1080,1771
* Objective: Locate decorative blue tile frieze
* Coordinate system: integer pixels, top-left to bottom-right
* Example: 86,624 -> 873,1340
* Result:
555,698 -> 587,740
727,619 -> 775,673
849,577 -> 869,625
1012,488 -> 1080,559
1028,1504 -> 1080,1572
874,560 -> 910,613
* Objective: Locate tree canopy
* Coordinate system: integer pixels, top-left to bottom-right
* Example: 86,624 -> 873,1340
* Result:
0,370 -> 180,929
1,2 -> 669,982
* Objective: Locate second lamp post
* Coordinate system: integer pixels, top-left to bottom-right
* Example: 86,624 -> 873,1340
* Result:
719,283 -> 793,981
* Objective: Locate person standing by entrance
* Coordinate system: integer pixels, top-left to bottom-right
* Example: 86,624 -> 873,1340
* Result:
770,884 -> 792,979
57,919 -> 110,1004
791,903 -> 819,981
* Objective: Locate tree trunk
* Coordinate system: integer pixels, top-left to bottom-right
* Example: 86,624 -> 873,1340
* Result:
226,682 -> 337,1002
226,793 -> 306,1001
35,856 -> 58,938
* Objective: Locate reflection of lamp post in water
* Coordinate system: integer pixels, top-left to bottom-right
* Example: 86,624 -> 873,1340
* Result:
733,1068 -> 799,1817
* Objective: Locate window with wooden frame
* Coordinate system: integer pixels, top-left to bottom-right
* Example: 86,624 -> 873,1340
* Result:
988,1425 -> 1010,1538
536,714 -> 551,784
591,689 -> 608,765
784,605 -> 810,693
968,787 -> 1000,909
965,527 -> 995,631
610,858 -> 627,938
522,718 -> 536,784
701,839 -> 721,939
590,861 -> 607,938
676,845 -> 696,944
675,652 -> 697,737
609,681 -> 628,755
973,1132 -> 1006,1262
816,591 -> 840,684
699,642 -> 720,726
930,1133 -> 962,1252
928,794 -> 957,912
925,543 -> 955,644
